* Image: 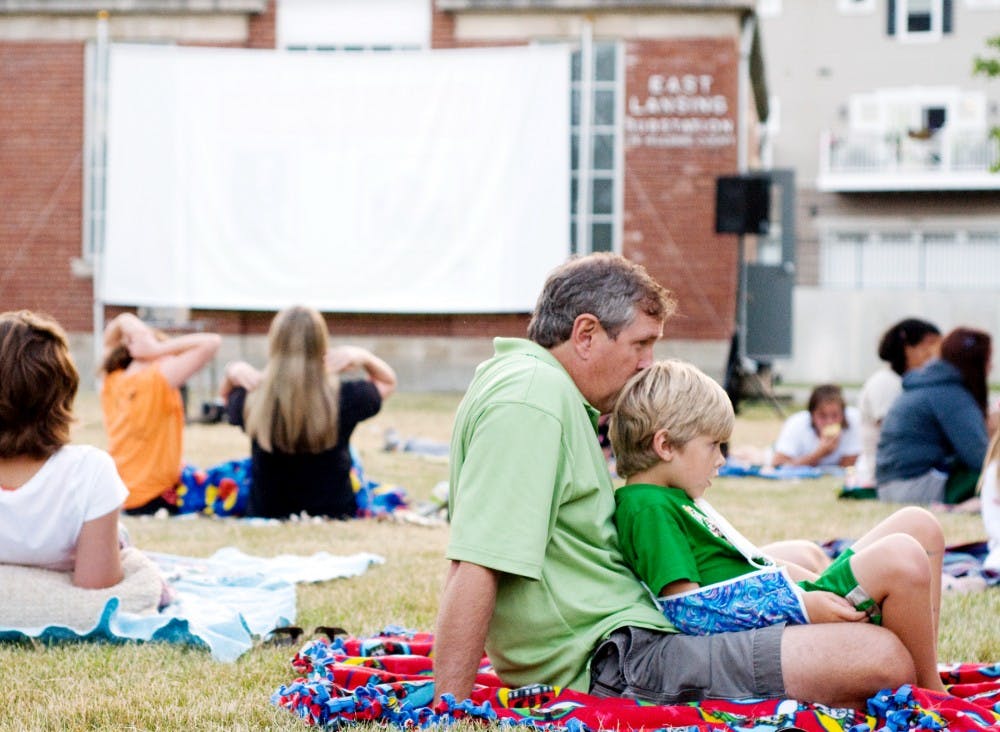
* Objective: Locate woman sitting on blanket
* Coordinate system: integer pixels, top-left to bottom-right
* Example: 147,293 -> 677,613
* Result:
0,311 -> 126,588
221,305 -> 397,519
855,318 -> 941,488
101,313 -> 221,514
771,384 -> 861,470
876,327 -> 992,506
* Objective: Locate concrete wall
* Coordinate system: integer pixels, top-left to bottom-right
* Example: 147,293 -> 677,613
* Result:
773,286 -> 1000,386
70,333 -> 729,405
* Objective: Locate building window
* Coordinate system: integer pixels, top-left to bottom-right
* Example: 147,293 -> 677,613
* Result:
821,227 -> 1000,289
888,0 -> 953,41
571,41 -> 622,254
276,0 -> 429,50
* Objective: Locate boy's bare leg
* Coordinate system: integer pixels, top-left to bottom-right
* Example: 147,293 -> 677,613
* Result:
782,622 -> 916,709
762,539 -> 832,575
850,507 -> 944,637
849,535 -> 946,692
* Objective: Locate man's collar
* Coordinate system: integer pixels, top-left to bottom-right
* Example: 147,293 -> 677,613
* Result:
494,337 -> 601,432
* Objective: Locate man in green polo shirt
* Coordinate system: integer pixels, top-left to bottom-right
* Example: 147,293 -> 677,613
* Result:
433,253 -> 918,711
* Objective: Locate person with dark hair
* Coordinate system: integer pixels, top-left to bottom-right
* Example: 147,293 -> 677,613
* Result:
771,384 -> 861,469
100,313 -> 221,514
434,253 -> 920,713
855,319 -> 941,486
0,311 -> 126,589
877,327 -> 992,505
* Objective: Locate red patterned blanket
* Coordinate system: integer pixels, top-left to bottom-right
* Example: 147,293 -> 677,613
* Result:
272,629 -> 1000,731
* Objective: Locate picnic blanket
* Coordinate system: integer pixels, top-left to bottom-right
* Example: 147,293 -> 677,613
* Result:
0,548 -> 383,662
172,449 -> 408,518
717,459 -> 829,480
272,629 -> 1000,731
821,539 -> 1000,589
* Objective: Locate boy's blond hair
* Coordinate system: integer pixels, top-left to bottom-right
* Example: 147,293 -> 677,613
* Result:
610,359 -> 734,479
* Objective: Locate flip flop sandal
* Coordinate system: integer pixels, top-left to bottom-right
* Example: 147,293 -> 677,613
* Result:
266,625 -> 304,646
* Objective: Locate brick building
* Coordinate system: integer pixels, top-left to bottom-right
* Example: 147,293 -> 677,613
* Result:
0,0 -> 768,391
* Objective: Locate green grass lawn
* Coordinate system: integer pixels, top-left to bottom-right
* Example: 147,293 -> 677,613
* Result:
3,392 -> 998,730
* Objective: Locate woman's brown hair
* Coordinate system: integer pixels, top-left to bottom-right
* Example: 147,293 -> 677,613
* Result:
0,310 -> 79,459
940,327 -> 992,416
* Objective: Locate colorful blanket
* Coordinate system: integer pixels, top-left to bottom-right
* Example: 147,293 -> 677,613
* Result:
822,539 -> 1000,589
272,629 -> 1000,731
171,450 -> 408,518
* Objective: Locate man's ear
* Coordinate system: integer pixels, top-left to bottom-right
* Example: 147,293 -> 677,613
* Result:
651,428 -> 675,461
569,313 -> 602,360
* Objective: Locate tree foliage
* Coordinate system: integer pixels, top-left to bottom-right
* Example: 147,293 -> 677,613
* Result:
972,35 -> 1000,78
973,36 -> 1000,171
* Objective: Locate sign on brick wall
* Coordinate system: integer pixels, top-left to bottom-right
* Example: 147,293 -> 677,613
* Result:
626,71 -> 735,149
622,39 -> 741,342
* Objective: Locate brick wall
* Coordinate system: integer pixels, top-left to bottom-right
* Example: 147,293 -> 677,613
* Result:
0,42 -> 92,330
622,38 -> 741,342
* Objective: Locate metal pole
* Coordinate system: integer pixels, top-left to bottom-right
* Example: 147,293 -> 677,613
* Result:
737,14 -> 755,175
574,17 -> 593,254
90,10 -> 110,382
735,14 -> 755,362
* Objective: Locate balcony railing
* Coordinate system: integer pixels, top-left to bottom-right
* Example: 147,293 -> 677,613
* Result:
818,129 -> 1000,191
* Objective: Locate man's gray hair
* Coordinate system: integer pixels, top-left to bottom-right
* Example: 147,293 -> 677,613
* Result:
527,253 -> 675,347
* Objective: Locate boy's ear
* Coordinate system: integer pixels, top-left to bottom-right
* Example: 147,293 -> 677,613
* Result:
651,428 -> 675,461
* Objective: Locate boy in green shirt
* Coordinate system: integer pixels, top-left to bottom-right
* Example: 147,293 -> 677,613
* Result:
610,359 -> 947,694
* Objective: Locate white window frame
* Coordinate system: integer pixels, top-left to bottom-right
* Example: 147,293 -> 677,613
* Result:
568,40 -> 623,255
894,0 -> 945,43
819,221 -> 1000,290
276,0 -> 430,51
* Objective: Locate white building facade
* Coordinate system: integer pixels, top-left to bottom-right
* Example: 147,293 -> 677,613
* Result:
758,0 -> 1000,385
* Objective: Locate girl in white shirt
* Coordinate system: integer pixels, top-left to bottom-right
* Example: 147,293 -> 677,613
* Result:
855,318 -> 941,486
0,310 -> 126,588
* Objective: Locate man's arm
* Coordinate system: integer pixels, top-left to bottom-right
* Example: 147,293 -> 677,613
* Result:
433,560 -> 498,705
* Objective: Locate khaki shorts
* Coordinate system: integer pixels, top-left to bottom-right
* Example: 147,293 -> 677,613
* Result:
588,624 -> 785,704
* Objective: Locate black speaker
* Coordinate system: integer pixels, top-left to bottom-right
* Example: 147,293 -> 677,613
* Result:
715,175 -> 770,235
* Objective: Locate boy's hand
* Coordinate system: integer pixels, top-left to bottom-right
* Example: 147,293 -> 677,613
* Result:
803,590 -> 866,624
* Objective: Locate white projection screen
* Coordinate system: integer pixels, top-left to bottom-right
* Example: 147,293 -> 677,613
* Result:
101,43 -> 571,313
